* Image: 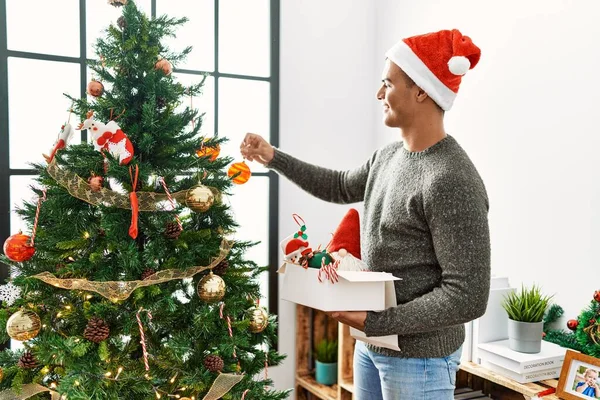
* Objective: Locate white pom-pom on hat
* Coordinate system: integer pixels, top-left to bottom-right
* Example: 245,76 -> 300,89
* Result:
448,56 -> 470,76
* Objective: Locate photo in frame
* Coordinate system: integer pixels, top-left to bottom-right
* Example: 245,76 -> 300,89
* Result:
557,350 -> 600,400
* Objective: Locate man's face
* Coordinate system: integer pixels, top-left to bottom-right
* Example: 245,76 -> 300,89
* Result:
376,59 -> 418,128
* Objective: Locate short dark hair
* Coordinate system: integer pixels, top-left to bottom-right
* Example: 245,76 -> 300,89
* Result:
399,69 -> 416,88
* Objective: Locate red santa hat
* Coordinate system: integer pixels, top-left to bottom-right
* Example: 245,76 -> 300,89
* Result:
385,29 -> 481,111
328,209 -> 361,259
285,238 -> 309,256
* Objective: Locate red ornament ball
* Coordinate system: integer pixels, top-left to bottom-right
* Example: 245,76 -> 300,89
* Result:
3,233 -> 35,262
228,161 -> 251,185
155,59 -> 172,76
594,290 -> 600,303
567,319 -> 579,331
87,80 -> 104,97
590,319 -> 597,325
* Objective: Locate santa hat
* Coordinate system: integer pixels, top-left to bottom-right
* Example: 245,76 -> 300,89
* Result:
385,29 -> 481,111
329,209 -> 361,259
284,238 -> 309,256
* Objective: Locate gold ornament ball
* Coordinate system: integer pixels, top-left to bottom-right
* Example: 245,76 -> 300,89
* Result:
7,309 -> 41,341
0,367 -> 3,381
179,398 -> 191,400
185,185 -> 214,212
197,272 -> 226,303
248,306 -> 269,333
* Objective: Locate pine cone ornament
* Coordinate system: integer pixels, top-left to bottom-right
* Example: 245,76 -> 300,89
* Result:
164,222 -> 182,239
141,268 -> 156,280
84,317 -> 110,343
156,97 -> 167,109
117,16 -> 127,29
203,355 -> 224,372
18,351 -> 38,369
212,260 -> 229,276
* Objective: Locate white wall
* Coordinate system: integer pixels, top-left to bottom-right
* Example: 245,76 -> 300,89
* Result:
270,0 -> 377,394
375,0 -> 600,334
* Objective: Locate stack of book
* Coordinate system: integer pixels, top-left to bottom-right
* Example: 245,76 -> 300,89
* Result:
477,339 -> 567,383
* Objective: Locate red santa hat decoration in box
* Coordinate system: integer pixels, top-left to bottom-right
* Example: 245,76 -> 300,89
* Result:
280,209 -> 367,272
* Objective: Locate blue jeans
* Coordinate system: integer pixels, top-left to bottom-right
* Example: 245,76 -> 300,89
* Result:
353,341 -> 461,400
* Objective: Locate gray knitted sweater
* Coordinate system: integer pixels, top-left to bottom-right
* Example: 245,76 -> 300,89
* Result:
268,135 -> 491,358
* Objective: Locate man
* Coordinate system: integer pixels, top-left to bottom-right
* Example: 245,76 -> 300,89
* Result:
241,29 -> 491,399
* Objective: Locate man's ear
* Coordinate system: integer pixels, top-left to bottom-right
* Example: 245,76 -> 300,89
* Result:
415,87 -> 429,103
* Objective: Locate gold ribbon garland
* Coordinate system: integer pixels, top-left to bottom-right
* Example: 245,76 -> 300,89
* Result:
202,373 -> 244,400
46,158 -> 218,211
31,240 -> 233,301
0,384 -> 59,400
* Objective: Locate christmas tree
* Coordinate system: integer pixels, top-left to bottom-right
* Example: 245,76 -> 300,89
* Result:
0,2 -> 287,399
543,290 -> 600,358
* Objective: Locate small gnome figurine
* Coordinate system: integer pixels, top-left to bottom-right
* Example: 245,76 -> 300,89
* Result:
328,208 -> 368,271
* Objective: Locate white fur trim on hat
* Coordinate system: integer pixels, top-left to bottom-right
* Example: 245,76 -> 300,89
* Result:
448,56 -> 470,76
385,41 -> 457,111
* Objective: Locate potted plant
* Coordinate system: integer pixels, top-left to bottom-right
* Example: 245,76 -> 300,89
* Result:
502,284 -> 553,353
314,339 -> 338,385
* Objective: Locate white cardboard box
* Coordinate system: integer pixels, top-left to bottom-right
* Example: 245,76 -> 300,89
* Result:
278,263 -> 401,351
477,339 -> 567,374
480,359 -> 562,383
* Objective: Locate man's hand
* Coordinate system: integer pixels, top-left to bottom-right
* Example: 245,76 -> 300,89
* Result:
240,133 -> 275,165
327,311 -> 367,332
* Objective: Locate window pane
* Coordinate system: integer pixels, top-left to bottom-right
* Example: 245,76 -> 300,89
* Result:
86,0 -> 152,58
8,58 -> 81,169
218,78 -> 269,172
6,0 -> 80,57
219,0 -> 270,77
174,73 -> 215,139
157,0 -> 214,72
9,175 -> 38,350
9,176 -> 38,235
227,177 -> 270,307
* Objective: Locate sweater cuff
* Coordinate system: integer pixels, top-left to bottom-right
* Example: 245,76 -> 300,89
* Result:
364,310 -> 386,337
265,148 -> 290,173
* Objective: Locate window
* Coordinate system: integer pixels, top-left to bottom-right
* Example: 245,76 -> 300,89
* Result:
0,0 -> 280,349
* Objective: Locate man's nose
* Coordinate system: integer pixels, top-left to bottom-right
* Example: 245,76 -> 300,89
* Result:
376,85 -> 384,100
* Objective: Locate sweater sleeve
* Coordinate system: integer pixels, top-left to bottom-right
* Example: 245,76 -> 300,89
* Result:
363,173 -> 491,336
266,148 -> 374,204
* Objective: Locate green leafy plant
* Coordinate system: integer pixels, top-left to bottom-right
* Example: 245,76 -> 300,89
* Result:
314,339 -> 338,364
502,284 -> 554,323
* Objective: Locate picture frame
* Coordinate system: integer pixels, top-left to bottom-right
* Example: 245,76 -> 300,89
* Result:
557,350 -> 600,400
